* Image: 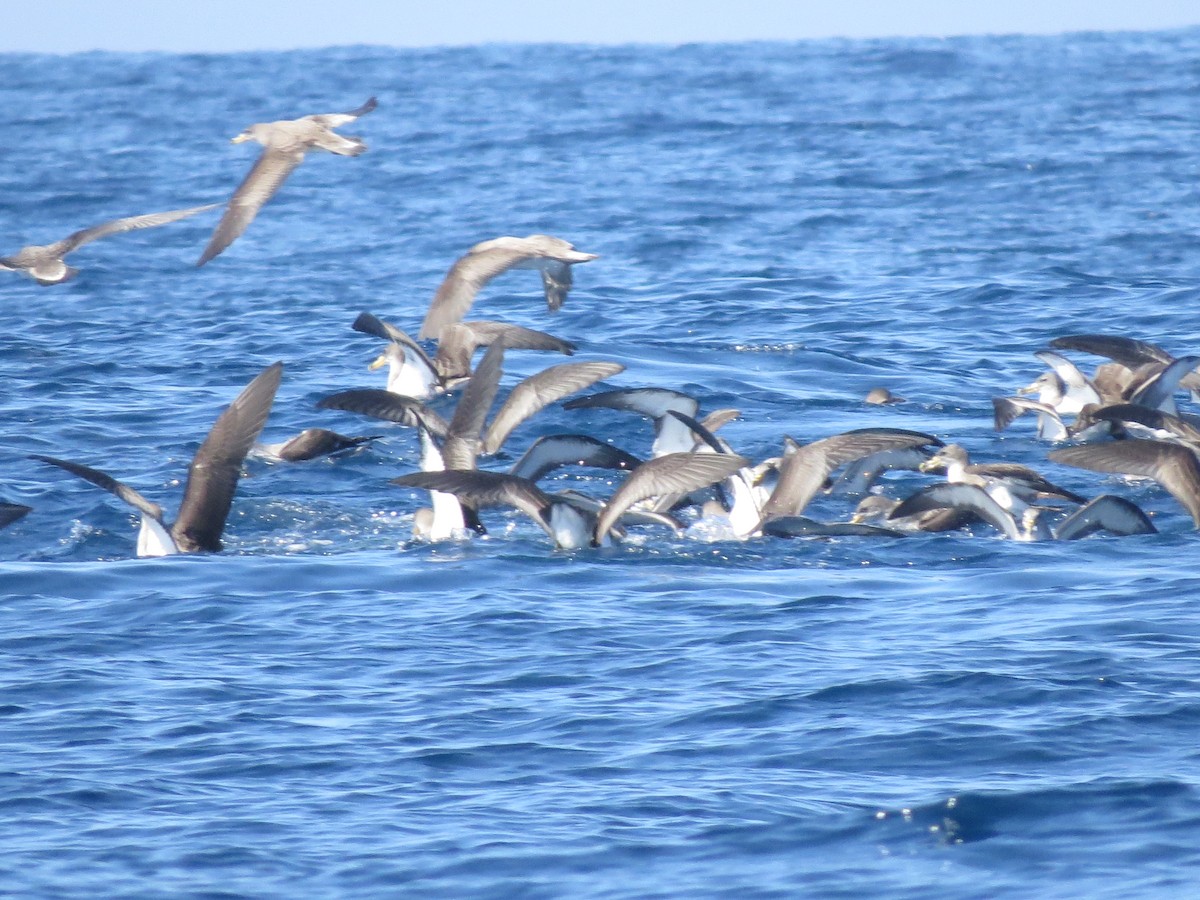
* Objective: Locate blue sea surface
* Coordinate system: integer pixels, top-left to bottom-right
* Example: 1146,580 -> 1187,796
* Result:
3,29 -> 1200,897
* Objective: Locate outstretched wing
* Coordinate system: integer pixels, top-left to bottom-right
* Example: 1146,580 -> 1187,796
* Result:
594,452 -> 748,545
172,362 -> 283,552
1054,494 -> 1156,540
392,469 -> 556,539
483,361 -> 624,455
31,454 -> 165,522
419,247 -> 531,339
197,147 -> 305,266
317,389 -> 448,435
508,434 -> 641,483
890,483 -> 1020,539
56,203 -> 218,255
1050,440 -> 1200,527
442,340 -> 507,471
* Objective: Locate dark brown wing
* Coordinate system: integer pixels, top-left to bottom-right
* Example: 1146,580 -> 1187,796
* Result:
435,319 -> 579,390
1050,440 -> 1200,526
275,429 -> 380,461
968,462 -> 1086,502
310,96 -> 378,128
352,312 -> 438,373
316,389 -> 448,436
1053,494 -> 1156,540
1049,334 -> 1173,368
462,321 -> 577,355
171,362 -> 283,552
508,434 -> 642,482
392,470 -> 553,522
540,260 -> 572,311
197,147 -> 305,266
31,454 -> 165,522
890,483 -> 1020,538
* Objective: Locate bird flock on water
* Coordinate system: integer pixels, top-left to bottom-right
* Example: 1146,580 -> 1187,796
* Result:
3,97 -> 1198,555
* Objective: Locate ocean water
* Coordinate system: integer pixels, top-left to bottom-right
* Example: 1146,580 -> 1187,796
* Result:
3,29 -> 1200,897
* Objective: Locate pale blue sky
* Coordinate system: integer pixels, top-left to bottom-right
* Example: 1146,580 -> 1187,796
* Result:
3,0 -> 1198,53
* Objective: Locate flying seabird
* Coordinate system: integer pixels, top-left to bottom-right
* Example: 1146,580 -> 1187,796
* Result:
32,362 -> 283,555
418,235 -> 599,340
1,204 -> 217,285
257,428 -> 382,462
197,97 -> 377,266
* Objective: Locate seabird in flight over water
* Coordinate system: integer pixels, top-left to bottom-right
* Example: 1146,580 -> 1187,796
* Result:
2,204 -> 217,285
197,97 -> 377,266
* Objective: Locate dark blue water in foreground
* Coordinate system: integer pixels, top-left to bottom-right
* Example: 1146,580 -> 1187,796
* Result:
3,30 -> 1200,897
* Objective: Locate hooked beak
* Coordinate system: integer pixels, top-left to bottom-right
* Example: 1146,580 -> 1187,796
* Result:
368,352 -> 389,371
231,133 -> 250,144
